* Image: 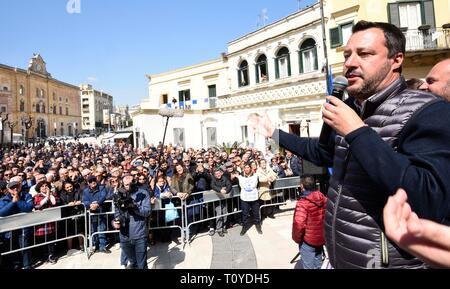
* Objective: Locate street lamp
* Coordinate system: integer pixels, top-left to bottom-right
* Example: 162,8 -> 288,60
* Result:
0,112 -> 9,147
6,120 -> 18,148
21,115 -> 33,146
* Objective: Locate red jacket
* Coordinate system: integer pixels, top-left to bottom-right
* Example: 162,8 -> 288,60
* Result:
292,191 -> 327,247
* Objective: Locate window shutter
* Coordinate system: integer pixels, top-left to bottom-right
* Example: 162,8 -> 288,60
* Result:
287,54 -> 291,77
275,58 -> 280,79
299,51 -> 304,74
329,27 -> 341,48
423,0 -> 436,27
388,3 -> 400,28
237,70 -> 241,87
313,46 -> 318,71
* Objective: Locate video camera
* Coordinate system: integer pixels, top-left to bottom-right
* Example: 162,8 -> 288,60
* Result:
113,187 -> 136,237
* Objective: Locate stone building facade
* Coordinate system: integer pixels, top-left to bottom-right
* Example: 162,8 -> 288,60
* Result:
0,54 -> 81,142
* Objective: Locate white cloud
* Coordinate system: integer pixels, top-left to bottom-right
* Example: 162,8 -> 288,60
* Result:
87,76 -> 97,82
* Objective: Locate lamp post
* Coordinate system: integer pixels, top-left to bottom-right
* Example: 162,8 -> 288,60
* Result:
7,120 -> 18,148
0,112 -> 9,147
21,115 -> 33,147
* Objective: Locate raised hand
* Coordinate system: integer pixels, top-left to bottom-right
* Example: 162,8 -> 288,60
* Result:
248,112 -> 275,138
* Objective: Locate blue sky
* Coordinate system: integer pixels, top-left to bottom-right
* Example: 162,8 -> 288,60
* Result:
0,0 -> 317,105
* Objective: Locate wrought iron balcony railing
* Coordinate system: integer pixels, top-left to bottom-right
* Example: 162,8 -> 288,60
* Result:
402,27 -> 450,52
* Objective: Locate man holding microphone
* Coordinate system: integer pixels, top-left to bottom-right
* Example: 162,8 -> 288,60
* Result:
250,21 -> 450,268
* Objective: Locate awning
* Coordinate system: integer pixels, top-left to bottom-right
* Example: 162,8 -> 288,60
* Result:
113,132 -> 132,139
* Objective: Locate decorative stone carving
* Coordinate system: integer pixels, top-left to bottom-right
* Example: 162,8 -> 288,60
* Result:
219,80 -> 326,108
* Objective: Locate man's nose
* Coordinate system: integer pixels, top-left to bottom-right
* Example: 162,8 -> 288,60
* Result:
344,53 -> 358,70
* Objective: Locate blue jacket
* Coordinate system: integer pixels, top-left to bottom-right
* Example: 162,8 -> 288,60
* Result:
0,191 -> 34,217
114,188 -> 151,241
153,183 -> 170,199
82,185 -> 107,213
0,191 -> 34,239
287,155 -> 302,176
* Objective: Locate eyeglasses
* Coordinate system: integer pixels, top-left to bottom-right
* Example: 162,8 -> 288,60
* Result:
41,184 -> 49,188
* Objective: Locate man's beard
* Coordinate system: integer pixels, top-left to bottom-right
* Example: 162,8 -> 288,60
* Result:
347,61 -> 391,100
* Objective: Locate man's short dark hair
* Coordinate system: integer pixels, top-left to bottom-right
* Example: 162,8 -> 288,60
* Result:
301,175 -> 316,191
352,20 -> 406,58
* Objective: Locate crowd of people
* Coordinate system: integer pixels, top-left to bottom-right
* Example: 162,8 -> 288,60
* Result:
0,140 -> 304,269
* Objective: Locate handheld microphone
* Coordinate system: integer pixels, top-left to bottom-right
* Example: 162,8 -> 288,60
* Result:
318,76 -> 349,146
158,106 -> 184,118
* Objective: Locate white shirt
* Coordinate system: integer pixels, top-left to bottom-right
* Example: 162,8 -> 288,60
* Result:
237,174 -> 259,202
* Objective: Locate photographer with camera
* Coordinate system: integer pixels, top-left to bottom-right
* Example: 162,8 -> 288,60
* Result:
112,175 -> 151,269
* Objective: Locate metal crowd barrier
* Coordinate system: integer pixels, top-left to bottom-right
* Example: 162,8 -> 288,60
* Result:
87,200 -> 119,255
182,177 -> 300,242
148,195 -> 185,243
183,186 -> 241,242
87,196 -> 186,254
259,176 -> 301,219
0,203 -> 88,260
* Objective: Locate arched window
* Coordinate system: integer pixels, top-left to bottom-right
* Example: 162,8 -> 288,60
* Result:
299,38 -> 318,73
36,103 -> 40,113
41,103 -> 45,113
59,106 -> 62,115
20,100 -> 25,112
19,85 -> 24,96
53,105 -> 57,114
275,47 -> 291,79
66,107 -> 69,115
238,60 -> 249,87
255,54 -> 268,83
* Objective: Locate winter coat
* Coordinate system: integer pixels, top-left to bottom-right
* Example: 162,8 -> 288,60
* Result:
292,190 -> 327,247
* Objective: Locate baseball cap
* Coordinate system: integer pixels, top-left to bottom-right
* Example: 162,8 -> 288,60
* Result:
7,181 -> 20,189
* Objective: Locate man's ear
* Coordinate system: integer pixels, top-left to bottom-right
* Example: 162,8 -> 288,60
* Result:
392,52 -> 404,73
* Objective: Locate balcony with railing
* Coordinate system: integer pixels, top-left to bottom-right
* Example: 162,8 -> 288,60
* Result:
402,26 -> 450,52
